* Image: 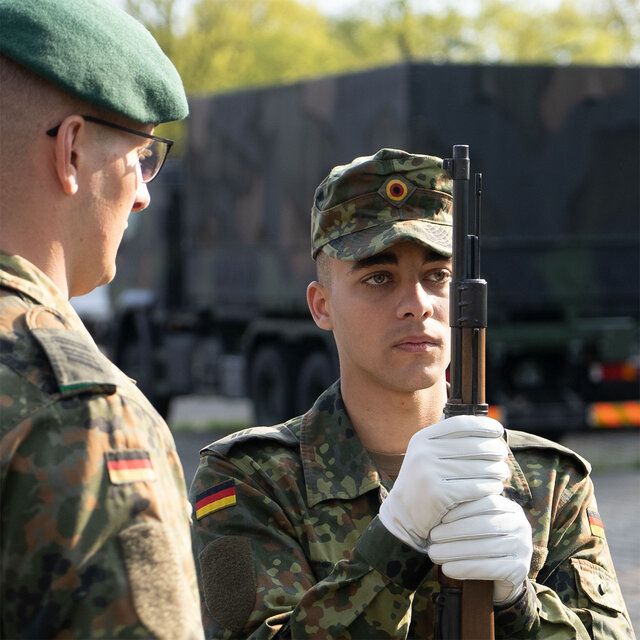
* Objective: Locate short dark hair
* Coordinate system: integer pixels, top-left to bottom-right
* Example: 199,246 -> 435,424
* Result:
315,249 -> 331,287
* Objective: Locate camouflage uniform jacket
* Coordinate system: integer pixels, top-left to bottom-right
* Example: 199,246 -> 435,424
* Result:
191,382 -> 634,639
0,253 -> 203,639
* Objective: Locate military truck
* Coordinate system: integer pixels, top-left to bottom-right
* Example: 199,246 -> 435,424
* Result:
110,62 -> 639,434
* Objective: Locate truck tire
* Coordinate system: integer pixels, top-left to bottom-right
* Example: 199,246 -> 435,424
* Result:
249,345 -> 292,425
295,350 -> 335,416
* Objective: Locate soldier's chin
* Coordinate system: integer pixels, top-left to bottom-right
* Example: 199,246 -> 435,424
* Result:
70,266 -> 115,298
91,263 -> 117,293
387,370 -> 443,394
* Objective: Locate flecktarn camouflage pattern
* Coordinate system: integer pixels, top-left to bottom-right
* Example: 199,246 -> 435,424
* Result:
311,148 -> 453,260
190,382 -> 634,639
0,252 -> 203,638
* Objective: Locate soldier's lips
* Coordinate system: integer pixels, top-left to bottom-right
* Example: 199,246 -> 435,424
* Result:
393,336 -> 441,352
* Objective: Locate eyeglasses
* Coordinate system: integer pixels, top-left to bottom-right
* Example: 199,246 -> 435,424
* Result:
46,115 -> 174,183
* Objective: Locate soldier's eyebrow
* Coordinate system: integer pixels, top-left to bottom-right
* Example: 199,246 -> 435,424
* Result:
424,249 -> 452,264
351,252 -> 398,272
350,248 -> 450,273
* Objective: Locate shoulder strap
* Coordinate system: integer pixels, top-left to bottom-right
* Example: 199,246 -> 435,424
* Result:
202,421 -> 300,456
26,306 -> 118,396
507,428 -> 591,474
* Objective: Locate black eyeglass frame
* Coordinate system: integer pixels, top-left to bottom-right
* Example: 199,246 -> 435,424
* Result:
46,114 -> 174,183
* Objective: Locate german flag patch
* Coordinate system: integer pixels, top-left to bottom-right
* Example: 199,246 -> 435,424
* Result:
195,480 -> 237,520
105,450 -> 156,485
587,509 -> 605,538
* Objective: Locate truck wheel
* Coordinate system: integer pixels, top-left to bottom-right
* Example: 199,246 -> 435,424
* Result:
249,345 -> 292,425
295,350 -> 335,416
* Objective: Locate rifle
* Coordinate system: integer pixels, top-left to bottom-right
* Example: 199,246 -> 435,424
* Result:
436,145 -> 494,640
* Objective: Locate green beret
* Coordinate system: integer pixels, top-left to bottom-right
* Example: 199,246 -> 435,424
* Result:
0,0 -> 188,124
311,148 -> 453,260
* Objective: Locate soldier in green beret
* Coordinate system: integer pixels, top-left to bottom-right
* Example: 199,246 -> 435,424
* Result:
190,148 -> 633,638
0,0 -> 203,637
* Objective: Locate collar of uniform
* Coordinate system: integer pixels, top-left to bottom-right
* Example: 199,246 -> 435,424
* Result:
504,431 -> 534,510
300,381 -> 383,508
0,251 -> 85,330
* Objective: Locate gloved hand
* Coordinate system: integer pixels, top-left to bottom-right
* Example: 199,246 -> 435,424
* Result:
428,494 -> 533,605
378,415 -> 509,553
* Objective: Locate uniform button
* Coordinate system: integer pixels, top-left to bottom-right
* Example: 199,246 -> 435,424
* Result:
598,583 -> 606,595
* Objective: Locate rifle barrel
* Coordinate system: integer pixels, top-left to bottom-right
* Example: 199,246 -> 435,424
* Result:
438,145 -> 494,640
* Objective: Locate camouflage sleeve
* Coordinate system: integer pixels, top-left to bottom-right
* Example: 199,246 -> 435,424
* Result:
0,393 -> 203,639
190,452 -> 433,639
495,473 -> 635,639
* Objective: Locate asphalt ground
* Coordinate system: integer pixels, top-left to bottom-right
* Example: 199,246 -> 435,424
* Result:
170,395 -> 640,633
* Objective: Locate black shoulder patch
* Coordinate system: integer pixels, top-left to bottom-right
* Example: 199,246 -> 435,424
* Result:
199,537 -> 256,632
202,422 -> 300,456
26,307 -> 117,396
506,428 -> 591,475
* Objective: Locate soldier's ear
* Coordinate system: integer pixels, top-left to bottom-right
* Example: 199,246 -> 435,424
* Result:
53,115 -> 84,195
307,280 -> 333,331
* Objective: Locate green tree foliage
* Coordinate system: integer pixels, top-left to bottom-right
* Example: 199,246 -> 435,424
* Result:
127,0 -> 639,87
472,0 -> 636,64
126,0 -> 354,94
332,0 -> 638,65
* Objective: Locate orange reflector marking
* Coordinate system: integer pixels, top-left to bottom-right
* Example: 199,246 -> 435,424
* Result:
588,401 -> 640,428
627,402 -> 640,423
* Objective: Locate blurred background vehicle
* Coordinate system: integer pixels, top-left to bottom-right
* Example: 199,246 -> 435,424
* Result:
93,62 -> 639,435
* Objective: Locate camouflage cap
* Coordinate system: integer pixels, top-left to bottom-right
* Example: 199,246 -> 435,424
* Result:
311,148 -> 452,260
0,0 -> 188,124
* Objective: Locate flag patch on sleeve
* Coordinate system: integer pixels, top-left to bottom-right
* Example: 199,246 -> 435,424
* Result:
105,450 -> 156,484
587,509 -> 605,538
195,480 -> 237,520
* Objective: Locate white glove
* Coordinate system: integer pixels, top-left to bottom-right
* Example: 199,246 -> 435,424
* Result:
428,494 -> 533,605
378,415 -> 509,553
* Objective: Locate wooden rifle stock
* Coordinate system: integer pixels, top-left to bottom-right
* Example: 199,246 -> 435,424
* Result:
436,145 -> 494,640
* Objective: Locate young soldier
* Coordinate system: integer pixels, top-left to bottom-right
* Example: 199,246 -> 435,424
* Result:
0,0 -> 202,637
190,149 -> 633,639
